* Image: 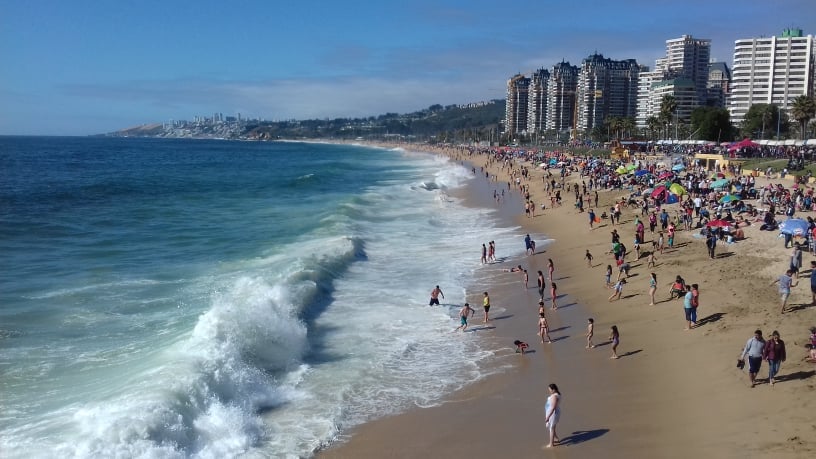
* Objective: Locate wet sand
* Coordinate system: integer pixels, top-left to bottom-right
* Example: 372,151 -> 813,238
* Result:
318,144 -> 816,458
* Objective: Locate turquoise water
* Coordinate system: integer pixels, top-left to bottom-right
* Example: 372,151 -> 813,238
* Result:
0,137 -> 529,458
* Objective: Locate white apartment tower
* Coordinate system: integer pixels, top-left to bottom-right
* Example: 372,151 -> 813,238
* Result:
574,53 -> 640,131
546,61 -> 580,132
505,74 -> 531,135
527,68 -> 550,134
665,35 -> 712,105
728,28 -> 816,125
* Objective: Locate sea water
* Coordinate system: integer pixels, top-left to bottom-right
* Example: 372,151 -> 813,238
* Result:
0,137 -> 530,458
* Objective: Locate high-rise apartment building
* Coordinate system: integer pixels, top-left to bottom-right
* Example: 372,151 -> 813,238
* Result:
546,61 -> 580,132
637,35 -> 712,128
505,74 -> 531,135
574,53 -> 640,131
706,62 -> 731,108
527,68 -> 550,134
728,28 -> 816,125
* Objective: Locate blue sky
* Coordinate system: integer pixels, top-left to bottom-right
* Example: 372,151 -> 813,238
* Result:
2,0 -> 814,135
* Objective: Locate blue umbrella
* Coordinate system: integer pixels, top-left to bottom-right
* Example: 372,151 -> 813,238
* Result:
634,169 -> 650,177
672,164 -> 685,172
718,194 -> 739,203
780,218 -> 810,236
710,178 -> 730,189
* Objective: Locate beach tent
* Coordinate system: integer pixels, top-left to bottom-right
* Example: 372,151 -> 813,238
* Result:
719,194 -> 739,203
666,193 -> 680,204
651,185 -> 667,199
728,138 -> 759,151
634,169 -> 650,177
616,166 -> 627,174
657,171 -> 673,181
669,183 -> 687,196
671,164 -> 685,172
707,219 -> 731,227
711,178 -> 730,189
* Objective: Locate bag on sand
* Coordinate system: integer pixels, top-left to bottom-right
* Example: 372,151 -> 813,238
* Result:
736,359 -> 745,370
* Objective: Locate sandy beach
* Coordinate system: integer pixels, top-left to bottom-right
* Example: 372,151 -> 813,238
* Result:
319,143 -> 816,458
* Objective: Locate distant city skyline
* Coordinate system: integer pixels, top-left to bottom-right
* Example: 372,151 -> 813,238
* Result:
2,0 -> 815,135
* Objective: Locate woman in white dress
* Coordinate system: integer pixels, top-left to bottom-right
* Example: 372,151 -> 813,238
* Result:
544,383 -> 561,447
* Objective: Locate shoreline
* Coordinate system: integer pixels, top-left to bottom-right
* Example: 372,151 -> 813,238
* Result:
318,142 -> 816,458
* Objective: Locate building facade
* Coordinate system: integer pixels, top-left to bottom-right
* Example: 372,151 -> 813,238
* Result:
728,28 -> 816,125
527,68 -> 550,134
574,53 -> 640,131
546,61 -> 580,132
505,74 -> 531,135
706,61 -> 732,108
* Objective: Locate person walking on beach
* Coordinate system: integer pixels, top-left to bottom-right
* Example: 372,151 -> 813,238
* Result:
429,285 -> 445,306
588,208 -> 596,229
537,270 -> 546,300
538,311 -> 553,343
482,291 -> 491,323
771,269 -> 797,314
648,273 -> 657,305
605,265 -> 612,288
608,279 -> 626,301
763,330 -> 787,386
455,303 -> 475,332
524,234 -> 532,254
550,283 -> 558,310
488,241 -> 496,262
523,269 -> 529,289
547,259 -> 555,283
585,249 -> 594,268
609,326 -> 620,359
706,232 -> 717,259
544,384 -> 562,448
586,318 -> 595,349
740,330 -> 766,387
481,243 -> 487,264
683,285 -> 695,330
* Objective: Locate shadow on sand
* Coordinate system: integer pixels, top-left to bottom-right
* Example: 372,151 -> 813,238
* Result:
557,428 -> 610,446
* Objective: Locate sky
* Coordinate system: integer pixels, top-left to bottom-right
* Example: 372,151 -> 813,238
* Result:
2,0 -> 815,135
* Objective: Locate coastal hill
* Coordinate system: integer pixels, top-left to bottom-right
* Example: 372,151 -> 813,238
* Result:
104,100 -> 506,141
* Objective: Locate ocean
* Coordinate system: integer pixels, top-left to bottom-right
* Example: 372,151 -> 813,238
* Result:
0,137 -> 530,458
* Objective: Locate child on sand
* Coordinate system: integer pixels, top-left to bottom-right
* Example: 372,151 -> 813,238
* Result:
585,249 -> 593,268
605,265 -> 612,288
514,340 -> 529,354
609,325 -> 620,359
550,283 -> 558,310
608,279 -> 626,301
586,318 -> 595,349
539,311 -> 553,343
548,259 -> 555,283
482,292 -> 491,323
523,269 -> 529,289
647,251 -> 657,268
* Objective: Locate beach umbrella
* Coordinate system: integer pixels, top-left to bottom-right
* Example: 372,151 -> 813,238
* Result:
669,183 -> 687,196
672,164 -> 685,172
711,178 -> 730,189
719,194 -> 739,203
666,193 -> 680,204
625,163 -> 637,171
658,171 -> 673,180
642,188 -> 654,195
780,218 -> 810,236
634,169 -> 650,177
616,166 -> 627,174
707,219 -> 731,227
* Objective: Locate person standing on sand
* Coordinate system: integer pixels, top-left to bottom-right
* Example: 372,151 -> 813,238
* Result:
482,292 -> 491,323
586,318 -> 595,348
683,285 -> 695,330
523,269 -> 529,289
544,384 -> 562,448
429,285 -> 445,306
740,330 -> 766,387
550,283 -> 558,310
771,269 -> 797,314
548,259 -> 555,283
763,330 -> 786,386
648,273 -> 657,305
605,264 -> 613,288
588,208 -> 596,229
810,260 -> 816,305
690,284 -> 700,325
538,311 -> 553,343
455,303 -> 475,332
609,326 -> 620,359
537,270 -> 546,300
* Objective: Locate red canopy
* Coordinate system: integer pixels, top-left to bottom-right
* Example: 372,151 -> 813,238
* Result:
728,139 -> 758,151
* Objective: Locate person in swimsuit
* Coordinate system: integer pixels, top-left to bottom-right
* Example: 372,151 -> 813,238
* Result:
482,292 -> 491,323
537,270 -> 546,300
586,318 -> 595,349
609,325 -> 620,359
648,273 -> 657,305
481,243 -> 487,264
550,283 -> 558,310
429,285 -> 444,306
514,340 -> 529,354
538,311 -> 553,343
547,259 -> 555,283
455,303 -> 475,332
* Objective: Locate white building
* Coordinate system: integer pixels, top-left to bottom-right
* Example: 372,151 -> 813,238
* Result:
574,53 -> 640,131
636,67 -> 661,127
505,74 -> 531,135
527,68 -> 550,134
728,28 -> 816,125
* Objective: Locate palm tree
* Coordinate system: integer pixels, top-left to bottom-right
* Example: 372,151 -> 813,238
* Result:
646,116 -> 660,141
621,117 -> 636,140
659,95 -> 678,139
790,95 -> 816,139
